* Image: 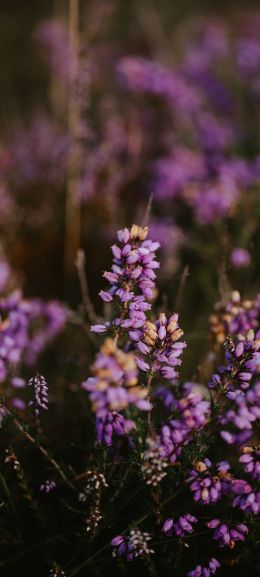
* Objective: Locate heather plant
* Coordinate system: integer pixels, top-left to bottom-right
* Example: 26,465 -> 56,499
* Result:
0,3 -> 260,576
1,224 -> 259,577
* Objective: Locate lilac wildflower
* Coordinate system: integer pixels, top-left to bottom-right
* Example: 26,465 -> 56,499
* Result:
239,446 -> 260,481
91,225 -> 160,334
133,312 -> 186,380
96,411 -> 135,446
111,529 -> 154,560
231,478 -> 260,514
187,558 -> 220,577
162,514 -> 197,537
206,518 -> 248,548
82,338 -> 150,416
231,248 -> 251,268
189,460 -> 231,505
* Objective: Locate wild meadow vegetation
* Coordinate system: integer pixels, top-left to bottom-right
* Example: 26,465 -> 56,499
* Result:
0,2 -> 259,576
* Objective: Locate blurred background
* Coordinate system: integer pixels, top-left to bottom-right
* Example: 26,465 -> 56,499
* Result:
0,0 -> 259,377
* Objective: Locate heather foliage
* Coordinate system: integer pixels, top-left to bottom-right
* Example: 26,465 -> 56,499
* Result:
0,3 -> 260,577
1,224 -> 259,577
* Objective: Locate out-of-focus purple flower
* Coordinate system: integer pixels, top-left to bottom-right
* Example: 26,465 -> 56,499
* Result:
118,57 -> 202,114
10,116 -> 68,188
206,518 -> 248,548
239,446 -> 260,482
35,20 -> 70,82
82,338 -> 150,416
148,219 -> 184,279
0,261 -> 11,292
96,411 -> 135,446
111,529 -> 154,560
187,558 -> 220,577
231,248 -> 251,268
0,288 -> 67,385
162,514 -> 197,537
210,291 -> 260,343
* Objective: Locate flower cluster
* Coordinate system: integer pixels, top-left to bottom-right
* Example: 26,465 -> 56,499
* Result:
162,515 -> 197,538
111,529 -> 154,560
239,446 -> 260,481
86,505 -> 103,533
131,313 -> 186,380
95,411 -> 135,447
141,437 -> 168,487
0,286 -> 67,386
189,460 -> 231,505
28,374 -> 48,414
91,225 -> 160,334
231,478 -> 260,514
210,291 -> 260,345
78,470 -> 107,501
206,519 -> 248,548
209,331 -> 260,445
187,558 -> 220,577
82,338 -> 150,416
159,392 -> 210,463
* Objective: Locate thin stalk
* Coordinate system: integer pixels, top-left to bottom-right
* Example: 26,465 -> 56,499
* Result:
1,404 -> 75,490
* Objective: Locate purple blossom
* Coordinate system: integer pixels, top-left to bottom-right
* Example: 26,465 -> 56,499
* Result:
111,529 -> 154,560
189,460 -> 231,505
239,446 -> 260,481
82,338 -> 150,416
159,392 -> 210,463
206,518 -> 248,548
96,411 -> 135,446
133,312 -> 186,381
231,248 -> 251,268
91,225 -> 160,335
162,514 -> 197,537
187,558 -> 220,577
231,479 -> 260,514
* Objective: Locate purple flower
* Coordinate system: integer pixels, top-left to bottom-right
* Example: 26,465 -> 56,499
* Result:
187,558 -> 220,577
82,338 -> 150,416
189,460 -> 231,505
239,446 -> 260,481
133,312 -> 186,381
159,392 -> 210,464
91,225 -> 160,334
231,479 -> 260,514
96,411 -> 135,446
231,248 -> 251,268
111,529 -> 154,560
207,518 -> 248,548
162,514 -> 197,537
